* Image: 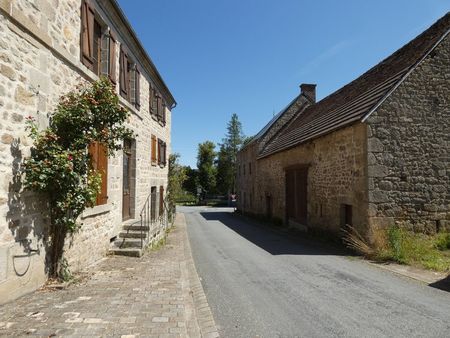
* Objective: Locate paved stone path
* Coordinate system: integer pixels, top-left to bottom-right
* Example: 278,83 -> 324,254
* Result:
0,214 -> 218,338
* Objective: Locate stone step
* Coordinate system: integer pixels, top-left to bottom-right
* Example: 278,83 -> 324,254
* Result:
109,247 -> 143,257
122,224 -> 150,231
119,230 -> 148,239
114,238 -> 143,248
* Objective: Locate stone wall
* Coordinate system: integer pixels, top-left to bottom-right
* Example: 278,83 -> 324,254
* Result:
366,33 -> 450,233
0,0 -> 172,304
236,141 -> 258,214
256,123 -> 368,234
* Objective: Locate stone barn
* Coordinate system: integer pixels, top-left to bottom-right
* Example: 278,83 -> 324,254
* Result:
237,13 -> 450,237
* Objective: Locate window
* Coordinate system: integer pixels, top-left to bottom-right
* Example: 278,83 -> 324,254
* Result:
243,164 -> 246,176
249,162 -> 252,175
151,135 -> 157,165
119,46 -> 130,99
159,186 -> 164,216
80,1 -> 116,81
151,91 -> 166,125
157,139 -> 167,167
130,65 -> 140,109
88,142 -> 108,206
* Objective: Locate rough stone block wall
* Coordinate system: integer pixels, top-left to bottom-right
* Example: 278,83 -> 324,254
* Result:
366,33 -> 450,233
256,123 -> 368,234
236,142 -> 258,214
0,0 -> 171,304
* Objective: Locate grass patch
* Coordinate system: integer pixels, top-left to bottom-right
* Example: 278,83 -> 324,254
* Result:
343,225 -> 450,272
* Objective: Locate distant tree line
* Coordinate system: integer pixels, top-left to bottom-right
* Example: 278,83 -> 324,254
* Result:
169,113 -> 251,205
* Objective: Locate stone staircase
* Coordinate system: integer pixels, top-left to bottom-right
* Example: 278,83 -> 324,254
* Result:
109,219 -> 149,257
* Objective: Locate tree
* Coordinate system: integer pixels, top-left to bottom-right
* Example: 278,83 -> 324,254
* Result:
183,166 -> 198,196
197,141 -> 217,196
167,153 -> 187,216
216,113 -> 245,194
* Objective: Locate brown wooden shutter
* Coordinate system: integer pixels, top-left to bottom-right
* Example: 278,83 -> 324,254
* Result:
156,93 -> 162,121
88,142 -> 108,206
135,66 -> 140,109
96,143 -> 108,205
119,47 -> 128,98
149,83 -> 153,113
151,135 -> 157,165
162,142 -> 167,166
109,31 -> 117,84
157,139 -> 162,165
81,0 -> 95,70
159,186 -> 164,216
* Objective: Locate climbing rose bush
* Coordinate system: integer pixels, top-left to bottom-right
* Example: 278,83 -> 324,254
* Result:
23,77 -> 133,277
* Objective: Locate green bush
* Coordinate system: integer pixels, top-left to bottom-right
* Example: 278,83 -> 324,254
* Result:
435,233 -> 450,251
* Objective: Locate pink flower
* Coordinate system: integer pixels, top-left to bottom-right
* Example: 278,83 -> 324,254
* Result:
68,154 -> 73,161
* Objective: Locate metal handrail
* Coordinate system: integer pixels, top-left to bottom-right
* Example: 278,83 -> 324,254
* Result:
139,191 -> 152,248
139,192 -> 176,249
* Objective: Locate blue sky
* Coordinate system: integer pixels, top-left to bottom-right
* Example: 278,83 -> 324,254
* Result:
117,0 -> 449,168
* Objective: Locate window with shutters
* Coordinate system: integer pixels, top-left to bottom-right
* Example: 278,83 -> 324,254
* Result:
150,85 -> 158,118
119,47 -> 140,108
159,186 -> 164,216
88,142 -> 108,206
80,1 -> 116,82
119,47 -> 131,100
151,135 -> 157,165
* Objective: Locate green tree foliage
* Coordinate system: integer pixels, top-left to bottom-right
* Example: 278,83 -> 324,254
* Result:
182,166 -> 199,196
23,78 -> 133,278
197,141 -> 217,195
167,153 -> 187,211
216,113 -> 245,194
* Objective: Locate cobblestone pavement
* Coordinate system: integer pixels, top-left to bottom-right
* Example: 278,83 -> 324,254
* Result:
0,214 -> 218,338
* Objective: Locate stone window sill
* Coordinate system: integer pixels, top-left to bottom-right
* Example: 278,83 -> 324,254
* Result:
81,203 -> 112,219
119,96 -> 143,120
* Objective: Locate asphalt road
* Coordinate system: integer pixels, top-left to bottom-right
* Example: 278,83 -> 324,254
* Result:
180,206 -> 450,338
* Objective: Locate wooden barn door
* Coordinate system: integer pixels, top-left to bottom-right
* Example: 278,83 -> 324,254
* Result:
286,167 -> 308,225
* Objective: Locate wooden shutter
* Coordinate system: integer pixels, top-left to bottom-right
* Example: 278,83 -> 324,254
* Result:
96,143 -> 108,205
162,142 -> 167,166
151,135 -> 157,165
109,31 -> 117,84
156,94 -> 162,121
157,139 -> 162,165
135,66 -> 140,109
81,0 -> 95,70
149,83 -> 153,114
159,186 -> 164,216
119,47 -> 128,98
88,142 -> 108,206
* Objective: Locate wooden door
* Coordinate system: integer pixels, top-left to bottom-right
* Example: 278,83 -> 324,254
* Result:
122,140 -> 132,220
286,167 -> 308,225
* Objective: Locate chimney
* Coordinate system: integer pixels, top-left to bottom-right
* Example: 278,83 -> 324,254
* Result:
300,83 -> 317,103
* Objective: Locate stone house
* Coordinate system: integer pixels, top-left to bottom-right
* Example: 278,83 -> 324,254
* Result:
237,13 -> 449,238
0,0 -> 175,304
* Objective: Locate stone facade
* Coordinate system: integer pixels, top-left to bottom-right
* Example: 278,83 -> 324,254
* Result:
237,16 -> 449,239
253,123 -> 368,234
0,0 -> 174,304
366,33 -> 450,233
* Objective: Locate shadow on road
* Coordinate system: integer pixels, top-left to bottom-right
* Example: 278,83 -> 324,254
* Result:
429,275 -> 450,292
200,210 -> 349,257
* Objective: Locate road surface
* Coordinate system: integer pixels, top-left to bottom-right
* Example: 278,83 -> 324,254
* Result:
181,206 -> 450,338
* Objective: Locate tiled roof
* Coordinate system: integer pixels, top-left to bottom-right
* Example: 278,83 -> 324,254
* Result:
259,12 -> 450,158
